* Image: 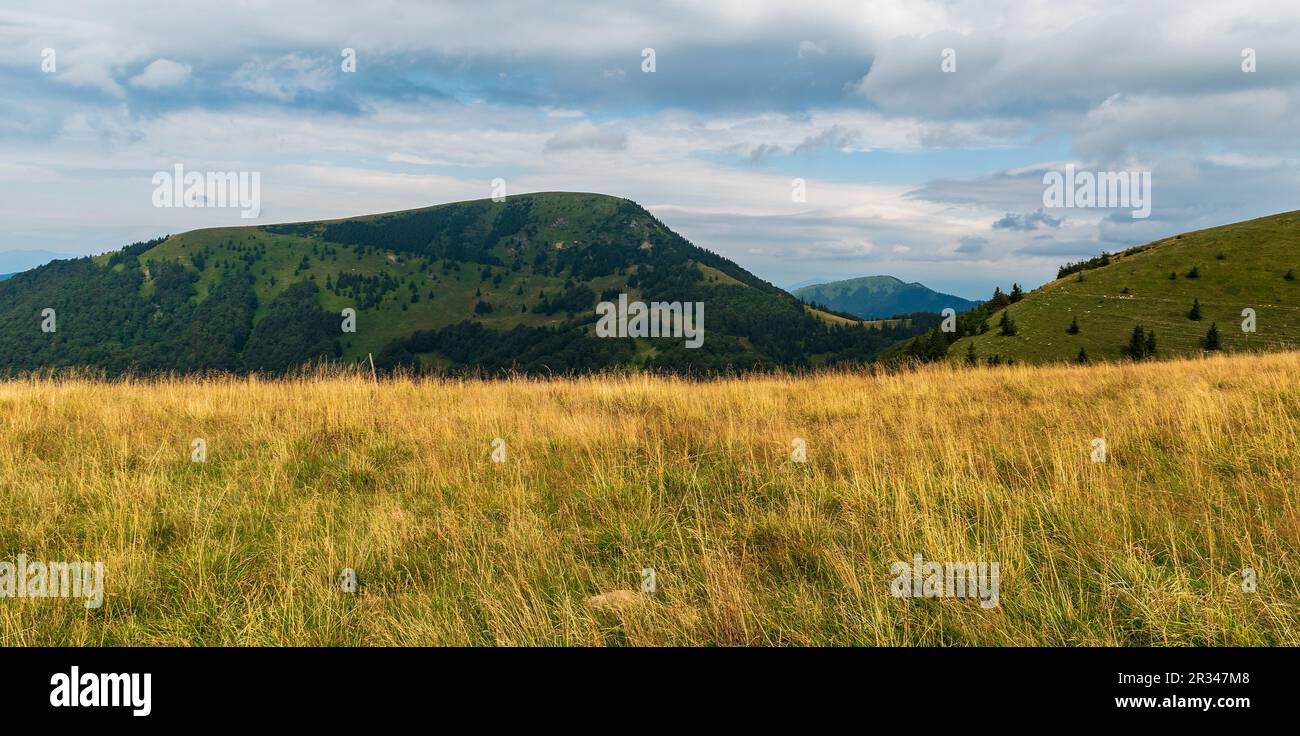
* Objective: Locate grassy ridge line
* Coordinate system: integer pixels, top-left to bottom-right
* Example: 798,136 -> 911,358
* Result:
800,304 -> 911,328
951,210 -> 1300,364
1,352 -> 1296,645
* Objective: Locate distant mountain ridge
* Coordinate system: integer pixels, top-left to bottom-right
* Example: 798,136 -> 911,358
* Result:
792,275 -> 981,319
784,277 -> 829,291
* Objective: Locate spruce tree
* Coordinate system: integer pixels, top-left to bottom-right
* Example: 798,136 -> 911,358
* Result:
1076,347 -> 1089,364
1066,316 -> 1080,334
1203,322 -> 1221,350
988,287 -> 1009,310
1145,331 -> 1157,357
1187,298 -> 1201,320
999,311 -> 1017,336
924,328 -> 947,360
965,342 -> 978,366
1127,325 -> 1147,360
1009,283 -> 1024,302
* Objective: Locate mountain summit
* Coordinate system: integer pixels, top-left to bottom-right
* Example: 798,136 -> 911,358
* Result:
792,275 -> 980,319
0,192 -> 930,375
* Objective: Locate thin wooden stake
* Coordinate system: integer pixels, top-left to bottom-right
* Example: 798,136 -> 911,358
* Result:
368,352 -> 378,384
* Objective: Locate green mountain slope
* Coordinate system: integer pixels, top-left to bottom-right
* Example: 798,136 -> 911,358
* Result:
0,192 -> 934,375
947,211 -> 1300,364
793,275 -> 980,319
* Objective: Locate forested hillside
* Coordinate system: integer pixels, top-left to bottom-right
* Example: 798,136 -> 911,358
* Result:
0,193 -> 932,375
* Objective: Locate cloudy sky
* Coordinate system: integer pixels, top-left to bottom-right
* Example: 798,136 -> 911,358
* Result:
2,1 -> 1298,297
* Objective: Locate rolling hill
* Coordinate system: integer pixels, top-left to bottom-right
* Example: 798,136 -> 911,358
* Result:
0,192 -> 933,375
943,210 -> 1300,364
793,275 -> 980,319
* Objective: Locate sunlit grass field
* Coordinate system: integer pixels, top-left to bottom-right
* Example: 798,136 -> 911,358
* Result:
1,352 -> 1297,646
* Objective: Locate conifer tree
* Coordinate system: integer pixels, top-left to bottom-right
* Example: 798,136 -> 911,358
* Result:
987,287 -> 1009,311
998,311 -> 1017,336
1203,322 -> 1221,350
1127,325 -> 1147,360
924,328 -> 948,360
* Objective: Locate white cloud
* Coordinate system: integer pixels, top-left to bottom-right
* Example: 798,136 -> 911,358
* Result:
230,54 -> 333,101
797,40 -> 829,58
385,152 -> 458,166
128,58 -> 191,89
543,122 -> 628,153
2,0 -> 1300,297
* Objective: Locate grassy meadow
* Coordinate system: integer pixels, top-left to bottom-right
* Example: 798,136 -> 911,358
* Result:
1,351 -> 1297,646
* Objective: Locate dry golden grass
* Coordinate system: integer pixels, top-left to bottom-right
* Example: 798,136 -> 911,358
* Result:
1,352 -> 1297,645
